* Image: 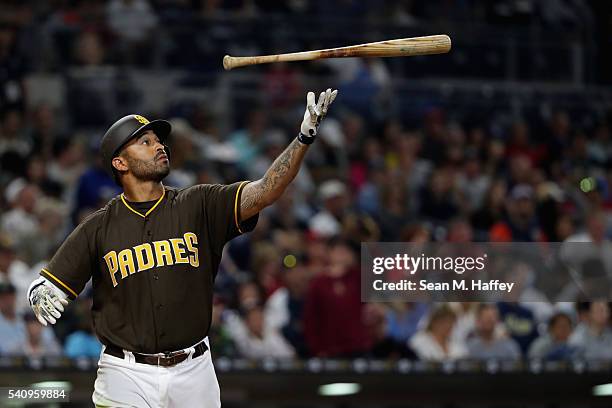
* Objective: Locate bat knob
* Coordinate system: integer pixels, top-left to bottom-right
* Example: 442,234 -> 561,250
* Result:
223,55 -> 233,71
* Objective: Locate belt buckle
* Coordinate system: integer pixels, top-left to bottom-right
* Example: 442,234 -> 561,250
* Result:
161,351 -> 180,366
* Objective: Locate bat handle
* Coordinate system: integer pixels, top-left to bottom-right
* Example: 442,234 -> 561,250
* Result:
223,54 -> 281,70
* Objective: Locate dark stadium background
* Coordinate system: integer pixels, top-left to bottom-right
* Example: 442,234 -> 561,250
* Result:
1,0 -> 612,407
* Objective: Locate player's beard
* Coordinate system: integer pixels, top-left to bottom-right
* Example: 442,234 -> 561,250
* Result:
126,155 -> 170,182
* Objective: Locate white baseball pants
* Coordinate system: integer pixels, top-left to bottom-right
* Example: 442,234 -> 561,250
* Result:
92,338 -> 221,407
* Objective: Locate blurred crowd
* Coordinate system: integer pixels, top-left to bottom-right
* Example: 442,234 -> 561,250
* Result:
1,0 -> 612,363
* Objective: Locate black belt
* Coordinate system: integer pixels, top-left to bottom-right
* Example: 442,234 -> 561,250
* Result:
104,341 -> 208,367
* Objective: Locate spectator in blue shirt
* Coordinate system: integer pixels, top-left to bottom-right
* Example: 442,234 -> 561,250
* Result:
385,302 -> 429,343
64,296 -> 102,358
0,282 -> 26,354
528,311 -> 580,361
467,303 -> 521,361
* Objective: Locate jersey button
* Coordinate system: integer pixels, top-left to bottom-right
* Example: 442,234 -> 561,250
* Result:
147,230 -> 152,236
153,274 -> 159,280
157,304 -> 163,310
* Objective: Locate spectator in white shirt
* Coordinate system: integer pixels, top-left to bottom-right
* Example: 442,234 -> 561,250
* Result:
264,262 -> 311,356
0,237 -> 32,314
226,305 -> 295,359
569,301 -> 612,360
410,304 -> 467,362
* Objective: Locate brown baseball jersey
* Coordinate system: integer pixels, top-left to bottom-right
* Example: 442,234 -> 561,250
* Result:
40,182 -> 258,354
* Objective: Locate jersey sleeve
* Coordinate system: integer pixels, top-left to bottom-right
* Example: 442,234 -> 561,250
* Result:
40,215 -> 98,300
202,181 -> 259,250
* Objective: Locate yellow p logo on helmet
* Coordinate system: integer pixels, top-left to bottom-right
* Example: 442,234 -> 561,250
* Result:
134,115 -> 149,125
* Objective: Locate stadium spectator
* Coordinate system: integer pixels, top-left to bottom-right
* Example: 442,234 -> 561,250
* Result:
470,179 -> 507,238
309,180 -> 349,238
0,109 -> 31,169
236,280 -> 263,311
267,186 -> 310,231
25,155 -> 63,200
377,174 -> 413,240
261,62 -> 302,109
22,312 -> 62,358
306,117 -> 349,182
389,132 -> 430,198
0,180 -> 40,247
28,104 -> 61,161
229,108 -> 269,171
505,121 -> 546,167
364,303 -> 417,359
497,302 -> 539,355
562,211 -> 612,276
22,196 -> 67,266
264,262 -> 311,357
466,304 -> 521,361
490,184 -> 544,242
385,302 -> 429,344
64,296 -> 102,358
0,23 -> 27,109
304,240 -> 371,357
457,152 -> 490,213
226,305 -> 295,359
0,282 -> 25,354
0,235 -> 36,314
0,235 -> 29,291
208,296 -> 237,358
250,243 -> 282,299
106,0 -> 158,65
569,301 -> 612,360
47,139 -> 86,195
528,311 -> 580,361
66,30 -> 116,127
450,302 -> 485,344
410,304 -> 467,362
419,168 -> 460,223
73,146 -> 121,221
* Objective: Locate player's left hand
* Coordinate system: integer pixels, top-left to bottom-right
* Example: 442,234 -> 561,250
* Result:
300,88 -> 338,142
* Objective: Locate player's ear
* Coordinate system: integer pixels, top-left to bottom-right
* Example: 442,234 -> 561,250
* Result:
112,156 -> 128,172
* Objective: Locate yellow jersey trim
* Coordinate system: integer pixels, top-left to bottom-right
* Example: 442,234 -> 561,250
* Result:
234,181 -> 249,234
41,268 -> 78,298
121,189 -> 166,218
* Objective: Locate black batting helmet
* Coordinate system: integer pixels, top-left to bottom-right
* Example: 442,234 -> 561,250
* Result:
100,114 -> 172,178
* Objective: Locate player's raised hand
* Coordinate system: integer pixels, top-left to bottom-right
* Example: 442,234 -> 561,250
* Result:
299,88 -> 338,142
27,277 -> 69,326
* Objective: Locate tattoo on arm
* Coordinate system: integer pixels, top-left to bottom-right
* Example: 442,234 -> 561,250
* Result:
241,138 -> 307,220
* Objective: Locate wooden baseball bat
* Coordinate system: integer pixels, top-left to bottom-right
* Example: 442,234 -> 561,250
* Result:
223,35 -> 451,70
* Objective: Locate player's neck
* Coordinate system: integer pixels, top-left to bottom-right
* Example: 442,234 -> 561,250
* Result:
122,181 -> 165,202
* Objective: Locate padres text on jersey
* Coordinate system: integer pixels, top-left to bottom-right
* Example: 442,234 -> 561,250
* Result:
103,232 -> 200,287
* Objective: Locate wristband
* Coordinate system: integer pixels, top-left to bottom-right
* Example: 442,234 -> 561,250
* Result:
297,132 -> 315,145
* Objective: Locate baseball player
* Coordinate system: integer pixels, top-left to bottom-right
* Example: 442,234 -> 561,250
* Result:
26,89 -> 338,407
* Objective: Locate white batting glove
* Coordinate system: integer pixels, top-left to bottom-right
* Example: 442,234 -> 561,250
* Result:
298,88 -> 338,144
27,277 -> 69,326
